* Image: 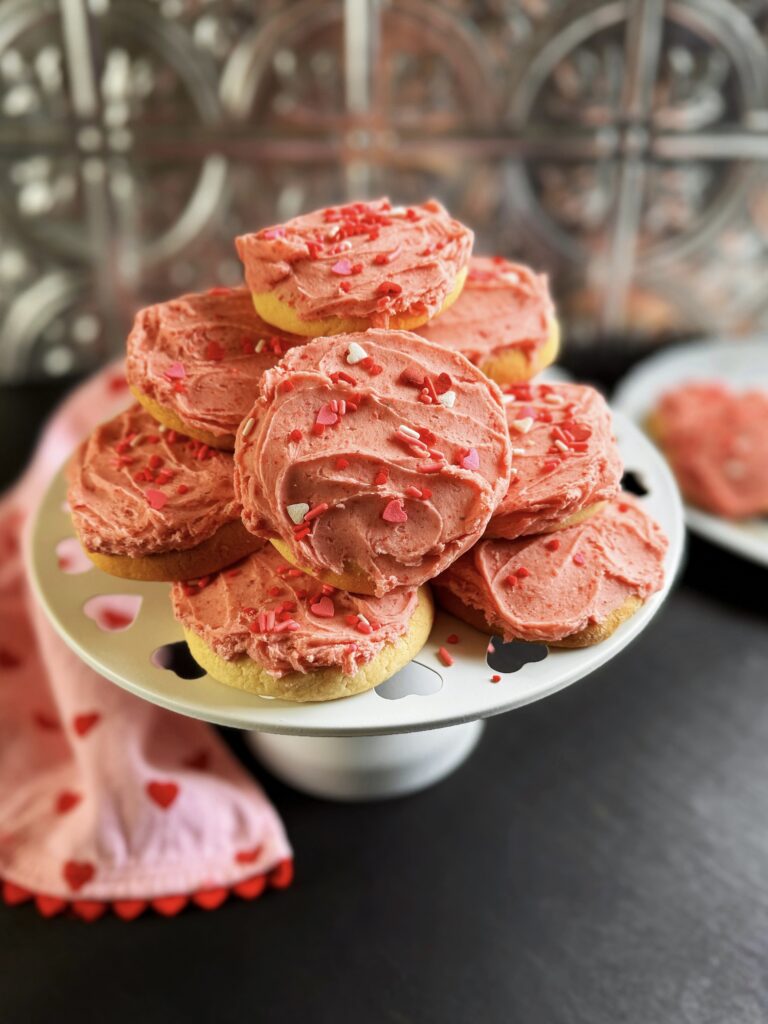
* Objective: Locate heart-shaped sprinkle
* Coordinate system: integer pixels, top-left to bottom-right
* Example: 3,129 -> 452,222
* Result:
511,417 -> 534,434
331,258 -> 354,275
146,488 -> 168,510
382,499 -> 408,523
460,447 -> 480,471
146,780 -> 180,809
310,595 -> 335,618
315,403 -> 338,426
286,502 -> 309,524
438,390 -> 456,409
62,859 -> 95,892
164,361 -> 186,380
346,342 -> 368,365
73,711 -> 101,737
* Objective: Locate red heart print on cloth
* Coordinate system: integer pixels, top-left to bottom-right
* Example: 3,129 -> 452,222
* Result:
0,363 -> 292,920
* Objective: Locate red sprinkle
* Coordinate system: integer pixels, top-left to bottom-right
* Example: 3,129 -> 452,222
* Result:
176,484 -> 189,495
268,586 -> 281,597
506,574 -> 518,587
290,429 -> 303,442
279,380 -> 294,393
339,281 -> 351,293
376,280 -> 403,296
573,553 -> 586,566
335,457 -> 350,470
374,469 -> 389,486
446,634 -> 460,645
149,454 -> 163,470
516,567 -> 530,579
491,675 -> 501,683
437,647 -> 454,667
303,502 -> 329,522
545,539 -> 560,552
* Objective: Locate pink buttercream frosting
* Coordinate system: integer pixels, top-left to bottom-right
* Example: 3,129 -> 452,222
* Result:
234,329 -> 512,596
654,381 -> 768,519
487,382 -> 623,538
417,255 -> 554,366
68,405 -> 241,557
437,495 -> 667,643
125,287 -> 303,440
235,198 -> 473,328
171,542 -> 419,678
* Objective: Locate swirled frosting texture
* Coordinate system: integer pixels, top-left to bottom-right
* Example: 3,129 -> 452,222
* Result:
488,382 -> 623,538
171,542 -> 419,677
126,287 -> 303,439
417,255 -> 554,365
437,495 -> 667,643
68,405 -> 240,557
236,198 -> 473,327
234,330 -> 512,595
654,381 -> 768,519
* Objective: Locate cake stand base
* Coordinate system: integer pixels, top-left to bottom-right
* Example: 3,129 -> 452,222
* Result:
245,720 -> 485,801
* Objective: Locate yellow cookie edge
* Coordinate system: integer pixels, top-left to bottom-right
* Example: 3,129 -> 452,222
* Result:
130,386 -> 235,451
269,537 -> 379,596
251,266 -> 468,338
82,519 -> 261,582
433,584 -> 642,649
480,318 -> 561,386
183,585 -> 434,702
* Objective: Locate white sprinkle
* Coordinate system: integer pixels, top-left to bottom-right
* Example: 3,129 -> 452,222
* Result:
158,424 -> 167,433
254,338 -> 266,353
242,417 -> 255,437
346,341 -> 368,365
501,271 -> 520,285
509,466 -> 518,477
325,225 -> 340,240
438,390 -> 457,409
129,433 -> 142,448
397,424 -> 420,439
544,393 -> 565,405
512,447 -> 526,456
389,205 -> 407,216
357,613 -> 370,627
286,502 -> 309,524
510,417 -> 533,434
554,439 -> 569,452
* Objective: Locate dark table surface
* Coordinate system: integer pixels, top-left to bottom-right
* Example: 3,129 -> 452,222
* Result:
1,377 -> 767,1024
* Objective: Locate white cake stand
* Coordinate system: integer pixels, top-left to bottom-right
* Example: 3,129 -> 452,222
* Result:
28,413 -> 684,801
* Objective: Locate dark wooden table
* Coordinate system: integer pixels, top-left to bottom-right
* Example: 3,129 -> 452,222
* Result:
2,378 -> 767,1024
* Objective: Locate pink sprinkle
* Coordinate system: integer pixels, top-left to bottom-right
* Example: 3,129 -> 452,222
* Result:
573,553 -> 586,566
382,499 -> 408,524
460,447 -> 480,471
262,227 -> 285,239
316,403 -> 339,426
309,595 -> 335,618
405,486 -> 422,499
146,489 -> 167,510
164,362 -> 185,380
331,258 -> 354,276
437,647 -> 454,667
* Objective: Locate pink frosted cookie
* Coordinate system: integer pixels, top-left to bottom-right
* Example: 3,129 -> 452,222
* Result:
235,198 -> 473,337
172,542 -> 433,702
486,382 -> 623,539
417,255 -> 559,384
650,381 -> 768,519
434,495 -> 667,647
234,329 -> 512,596
126,287 -> 303,449
68,405 -> 259,581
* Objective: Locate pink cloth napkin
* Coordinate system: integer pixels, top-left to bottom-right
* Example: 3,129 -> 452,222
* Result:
0,366 -> 292,920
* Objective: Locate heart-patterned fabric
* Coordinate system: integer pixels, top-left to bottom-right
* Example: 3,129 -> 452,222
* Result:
0,365 -> 292,920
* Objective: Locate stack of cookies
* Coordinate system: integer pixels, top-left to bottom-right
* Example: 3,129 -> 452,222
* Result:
67,198 -> 667,703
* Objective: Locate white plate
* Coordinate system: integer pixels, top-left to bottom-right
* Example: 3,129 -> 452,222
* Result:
27,414 -> 683,737
613,337 -> 768,568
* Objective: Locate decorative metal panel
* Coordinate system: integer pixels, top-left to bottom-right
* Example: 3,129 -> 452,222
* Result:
1,0 -> 767,380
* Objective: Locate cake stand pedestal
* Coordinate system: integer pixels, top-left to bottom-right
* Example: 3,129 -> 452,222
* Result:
28,413 -> 683,801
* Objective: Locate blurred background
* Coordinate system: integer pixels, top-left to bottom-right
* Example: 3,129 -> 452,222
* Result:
2,0 -> 768,383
